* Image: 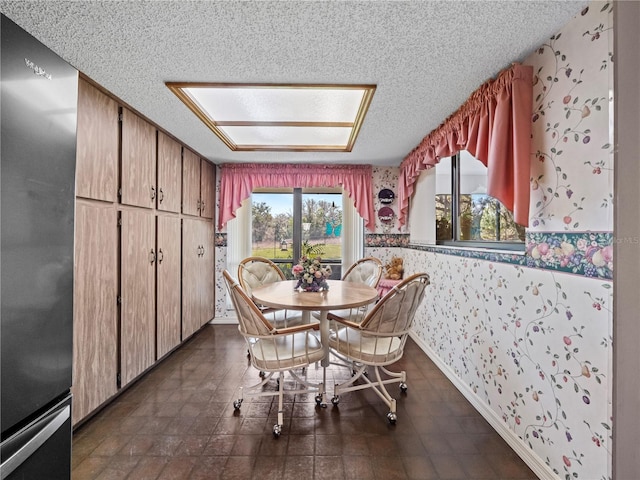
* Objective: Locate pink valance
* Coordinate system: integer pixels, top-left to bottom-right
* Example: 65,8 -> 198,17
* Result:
218,163 -> 376,232
398,63 -> 533,228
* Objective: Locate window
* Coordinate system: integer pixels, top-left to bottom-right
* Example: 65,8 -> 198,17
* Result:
251,188 -> 344,278
435,150 -> 525,249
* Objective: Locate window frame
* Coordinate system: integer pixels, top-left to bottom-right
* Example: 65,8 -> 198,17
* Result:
437,152 -> 526,252
251,187 -> 347,275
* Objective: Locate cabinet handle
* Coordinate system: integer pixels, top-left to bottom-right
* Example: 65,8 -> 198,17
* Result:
196,199 -> 201,212
150,186 -> 156,200
149,249 -> 156,264
157,248 -> 164,264
201,201 -> 205,213
159,188 -> 164,203
201,245 -> 205,257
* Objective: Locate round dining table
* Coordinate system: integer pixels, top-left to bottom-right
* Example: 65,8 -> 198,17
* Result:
251,279 -> 379,403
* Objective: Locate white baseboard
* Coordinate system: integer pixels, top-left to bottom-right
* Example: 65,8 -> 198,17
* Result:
408,332 -> 558,480
209,315 -> 238,325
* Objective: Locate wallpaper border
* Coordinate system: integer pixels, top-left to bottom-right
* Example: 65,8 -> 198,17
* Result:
219,231 -> 612,280
365,232 -> 613,280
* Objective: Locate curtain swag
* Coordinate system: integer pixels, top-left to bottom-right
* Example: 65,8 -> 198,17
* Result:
218,163 -> 376,232
398,63 -> 534,228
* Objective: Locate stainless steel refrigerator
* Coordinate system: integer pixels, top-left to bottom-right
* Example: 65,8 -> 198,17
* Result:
1,14 -> 77,479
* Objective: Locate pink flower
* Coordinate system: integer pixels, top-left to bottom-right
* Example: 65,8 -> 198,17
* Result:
292,264 -> 303,275
537,243 -> 550,255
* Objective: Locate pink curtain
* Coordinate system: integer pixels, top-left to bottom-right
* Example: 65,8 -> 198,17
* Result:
218,163 -> 376,231
398,63 -> 533,227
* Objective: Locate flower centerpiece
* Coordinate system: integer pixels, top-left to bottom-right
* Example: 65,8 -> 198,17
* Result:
292,256 -> 332,292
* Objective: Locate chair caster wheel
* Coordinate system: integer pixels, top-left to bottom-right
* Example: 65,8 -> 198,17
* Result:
273,424 -> 281,437
259,371 -> 266,378
315,394 -> 327,408
233,399 -> 242,410
387,412 -> 397,424
331,395 -> 340,406
399,382 -> 408,393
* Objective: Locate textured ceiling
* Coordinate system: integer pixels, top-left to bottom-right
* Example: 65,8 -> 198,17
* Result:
0,0 -> 586,166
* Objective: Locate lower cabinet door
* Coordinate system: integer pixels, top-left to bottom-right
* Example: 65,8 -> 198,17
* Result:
120,209 -> 156,387
72,201 -> 118,425
182,217 -> 200,339
157,215 -> 181,358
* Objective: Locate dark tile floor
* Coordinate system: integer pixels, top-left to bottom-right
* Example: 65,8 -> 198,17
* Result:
72,324 -> 538,480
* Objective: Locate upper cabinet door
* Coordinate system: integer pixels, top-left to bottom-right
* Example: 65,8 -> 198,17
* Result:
157,132 -> 182,213
200,160 -> 215,220
182,148 -> 200,216
121,108 -> 156,209
76,79 -> 118,202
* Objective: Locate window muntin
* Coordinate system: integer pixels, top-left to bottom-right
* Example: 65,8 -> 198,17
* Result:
251,188 -> 343,277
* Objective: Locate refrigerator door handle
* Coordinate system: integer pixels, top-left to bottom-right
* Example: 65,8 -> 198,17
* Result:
0,404 -> 70,479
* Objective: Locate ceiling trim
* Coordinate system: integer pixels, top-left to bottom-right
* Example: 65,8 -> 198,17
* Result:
165,82 -> 376,152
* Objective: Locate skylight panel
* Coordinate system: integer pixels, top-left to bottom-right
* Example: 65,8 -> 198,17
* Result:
166,83 -> 376,152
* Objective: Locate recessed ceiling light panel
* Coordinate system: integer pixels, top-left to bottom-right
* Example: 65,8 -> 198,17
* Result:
166,83 -> 376,152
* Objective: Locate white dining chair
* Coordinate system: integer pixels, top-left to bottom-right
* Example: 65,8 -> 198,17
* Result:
328,272 -> 430,424
314,257 -> 383,324
238,256 -> 308,328
223,270 -> 325,437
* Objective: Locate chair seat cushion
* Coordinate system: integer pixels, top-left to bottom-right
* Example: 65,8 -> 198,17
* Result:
250,332 -> 324,371
328,327 -> 403,365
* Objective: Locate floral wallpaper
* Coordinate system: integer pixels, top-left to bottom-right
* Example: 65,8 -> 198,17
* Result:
214,246 -> 227,318
405,249 -> 612,480
529,2 -> 613,232
397,3 -> 614,480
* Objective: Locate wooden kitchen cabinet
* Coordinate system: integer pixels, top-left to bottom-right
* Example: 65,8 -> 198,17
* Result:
75,78 -> 118,202
72,201 -> 118,425
156,214 -> 181,359
72,80 -> 216,426
157,131 -> 182,213
120,209 -> 156,387
200,160 -> 215,220
182,148 -> 215,219
182,148 -> 201,216
121,108 -> 156,209
182,217 -> 214,339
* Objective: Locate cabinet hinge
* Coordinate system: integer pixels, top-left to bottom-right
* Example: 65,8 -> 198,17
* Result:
118,113 -> 123,122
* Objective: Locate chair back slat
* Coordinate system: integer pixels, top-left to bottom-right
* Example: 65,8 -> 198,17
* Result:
238,256 -> 286,297
360,273 -> 429,334
342,257 -> 383,288
223,270 -> 275,336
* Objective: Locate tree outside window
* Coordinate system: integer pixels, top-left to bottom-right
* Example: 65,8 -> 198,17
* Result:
435,151 -> 525,248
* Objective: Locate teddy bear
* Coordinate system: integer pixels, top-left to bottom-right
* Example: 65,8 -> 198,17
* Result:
384,256 -> 404,280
